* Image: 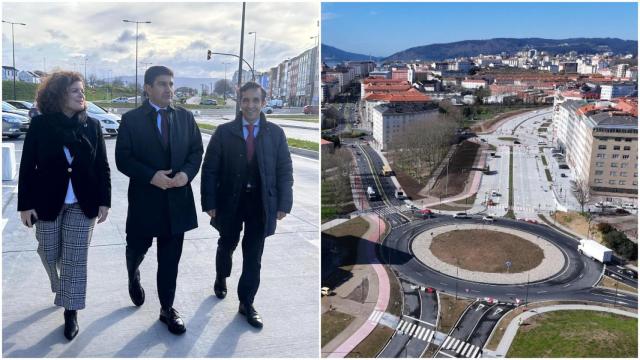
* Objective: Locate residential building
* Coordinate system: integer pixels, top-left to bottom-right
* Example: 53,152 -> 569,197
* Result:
370,101 -> 440,150
553,99 -> 637,199
2,66 -> 18,81
461,79 -> 487,90
600,83 -> 637,100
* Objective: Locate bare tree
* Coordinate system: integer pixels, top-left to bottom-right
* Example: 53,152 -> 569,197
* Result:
574,179 -> 591,213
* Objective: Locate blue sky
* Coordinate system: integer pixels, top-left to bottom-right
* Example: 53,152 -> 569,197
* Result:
322,2 -> 638,57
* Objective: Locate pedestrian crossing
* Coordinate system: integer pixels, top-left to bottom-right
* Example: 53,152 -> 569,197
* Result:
395,319 -> 435,343
440,336 -> 482,358
372,206 -> 398,216
368,310 -> 384,323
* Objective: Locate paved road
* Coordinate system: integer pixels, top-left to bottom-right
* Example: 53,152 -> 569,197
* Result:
1,134 -> 319,357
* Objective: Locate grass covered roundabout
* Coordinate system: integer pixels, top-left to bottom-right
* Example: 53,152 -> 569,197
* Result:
430,229 -> 544,273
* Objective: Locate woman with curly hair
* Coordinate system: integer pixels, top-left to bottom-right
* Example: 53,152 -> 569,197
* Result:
17,71 -> 111,340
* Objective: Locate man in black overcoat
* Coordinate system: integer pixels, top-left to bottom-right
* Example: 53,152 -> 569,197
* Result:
201,82 -> 294,328
115,66 -> 203,334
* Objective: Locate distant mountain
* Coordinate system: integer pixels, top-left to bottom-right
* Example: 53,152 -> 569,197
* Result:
322,44 -> 382,64
384,38 -> 638,62
116,76 -> 221,91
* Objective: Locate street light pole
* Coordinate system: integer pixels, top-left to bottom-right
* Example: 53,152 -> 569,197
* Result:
2,20 -> 26,100
236,2 -> 247,116
123,19 -> 151,107
83,55 -> 88,84
248,31 -> 257,81
223,62 -> 231,102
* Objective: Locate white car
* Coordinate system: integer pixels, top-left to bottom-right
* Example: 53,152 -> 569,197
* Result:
482,215 -> 496,222
622,203 -> 637,210
110,97 -> 129,103
262,105 -> 273,114
86,101 -> 120,136
453,212 -> 469,219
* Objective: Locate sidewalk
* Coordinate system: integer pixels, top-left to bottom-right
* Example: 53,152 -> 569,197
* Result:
2,135 -> 319,357
490,304 -> 638,357
322,214 -> 390,358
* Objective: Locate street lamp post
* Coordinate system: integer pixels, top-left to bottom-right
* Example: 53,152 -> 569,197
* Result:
123,19 -> 151,107
2,20 -> 26,100
223,62 -> 231,102
83,56 -> 88,84
248,31 -> 257,81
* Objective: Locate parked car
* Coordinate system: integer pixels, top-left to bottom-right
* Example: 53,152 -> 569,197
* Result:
482,215 -> 496,222
200,99 -> 217,105
561,173 -> 567,177
262,105 -> 273,114
513,140 -> 521,144
2,113 -> 24,138
2,101 -> 30,118
86,101 -> 120,136
5,100 -> 33,111
417,209 -> 433,219
453,212 -> 469,219
110,97 -> 129,103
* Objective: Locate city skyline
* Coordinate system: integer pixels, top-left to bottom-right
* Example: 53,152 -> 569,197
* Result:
2,2 -> 318,79
322,2 -> 638,57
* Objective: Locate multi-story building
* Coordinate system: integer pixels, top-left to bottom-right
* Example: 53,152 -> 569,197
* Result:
461,79 -> 487,90
553,99 -> 638,199
2,66 -> 18,81
613,63 -> 629,79
600,82 -> 637,100
370,101 -> 440,150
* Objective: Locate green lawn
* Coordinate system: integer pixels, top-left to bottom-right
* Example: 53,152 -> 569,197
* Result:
545,168 -> 552,182
508,310 -> 638,358
541,155 -> 548,166
197,123 -> 216,131
321,310 -> 355,347
287,138 -> 318,151
268,114 -> 319,122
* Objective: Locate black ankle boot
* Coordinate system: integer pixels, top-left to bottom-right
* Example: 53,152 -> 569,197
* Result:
63,309 -> 79,340
126,248 -> 145,306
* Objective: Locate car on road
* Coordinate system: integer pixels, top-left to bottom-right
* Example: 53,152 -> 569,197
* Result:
561,173 -> 567,177
2,112 -> 24,138
2,101 -> 30,118
356,151 -> 362,155
618,268 -> 637,278
482,215 -> 496,222
513,140 -> 521,144
559,164 -> 569,169
200,99 -> 218,105
622,203 -> 637,210
86,101 -> 120,136
453,212 -> 470,219
417,209 -> 433,219
350,144 -> 356,148
394,189 -> 405,200
303,105 -> 319,114
262,105 -> 273,114
110,97 -> 129,103
491,190 -> 501,197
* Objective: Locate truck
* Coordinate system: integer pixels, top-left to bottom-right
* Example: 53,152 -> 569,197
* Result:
578,239 -> 613,263
268,99 -> 283,108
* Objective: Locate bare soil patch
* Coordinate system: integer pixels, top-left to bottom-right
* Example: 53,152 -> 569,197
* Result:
394,167 -> 427,200
430,230 -> 544,273
429,140 -> 480,198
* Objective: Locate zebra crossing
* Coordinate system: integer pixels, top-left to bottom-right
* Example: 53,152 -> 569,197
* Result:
367,310 -> 385,323
395,319 -> 435,343
440,336 -> 482,358
372,206 -> 398,216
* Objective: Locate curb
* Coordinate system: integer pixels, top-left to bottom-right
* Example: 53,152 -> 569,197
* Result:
198,127 -> 319,160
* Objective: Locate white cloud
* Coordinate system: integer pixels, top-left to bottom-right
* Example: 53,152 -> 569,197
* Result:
1,2 -> 318,79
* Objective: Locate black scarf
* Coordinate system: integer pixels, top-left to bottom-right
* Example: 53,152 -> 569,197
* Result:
51,111 -> 94,167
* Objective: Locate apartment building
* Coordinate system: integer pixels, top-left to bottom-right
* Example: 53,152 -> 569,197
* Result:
553,99 -> 638,199
370,101 -> 440,150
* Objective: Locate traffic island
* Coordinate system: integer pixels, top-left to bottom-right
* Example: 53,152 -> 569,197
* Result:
410,224 -> 565,284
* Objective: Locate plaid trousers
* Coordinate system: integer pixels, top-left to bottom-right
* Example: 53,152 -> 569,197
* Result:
35,203 -> 95,310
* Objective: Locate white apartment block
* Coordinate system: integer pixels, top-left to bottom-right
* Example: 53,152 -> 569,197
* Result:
600,83 -> 636,100
370,102 -> 440,150
553,99 -> 637,198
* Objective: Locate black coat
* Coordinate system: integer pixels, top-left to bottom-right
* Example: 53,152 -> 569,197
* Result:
201,112 -> 293,237
115,100 -> 203,236
17,114 -> 111,220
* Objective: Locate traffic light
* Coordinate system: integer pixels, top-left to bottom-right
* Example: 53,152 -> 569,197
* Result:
207,50 -> 212,60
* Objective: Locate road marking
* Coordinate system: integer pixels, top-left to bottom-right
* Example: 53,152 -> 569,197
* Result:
455,341 -> 466,353
451,339 -> 460,350
493,308 -> 504,316
438,351 -> 455,358
466,345 -> 478,357
442,336 -> 452,349
407,323 -> 416,335
475,303 -> 485,311
426,330 -> 435,343
537,290 -> 548,294
471,346 -> 481,358
401,314 -> 435,326
461,343 -> 470,355
562,283 -> 571,288
399,320 -> 409,332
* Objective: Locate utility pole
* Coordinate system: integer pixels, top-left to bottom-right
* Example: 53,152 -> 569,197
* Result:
2,20 -> 26,100
248,31 -> 257,81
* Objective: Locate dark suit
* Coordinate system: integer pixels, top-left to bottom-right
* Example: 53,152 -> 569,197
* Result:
18,114 -> 111,218
115,100 -> 203,309
201,112 -> 293,305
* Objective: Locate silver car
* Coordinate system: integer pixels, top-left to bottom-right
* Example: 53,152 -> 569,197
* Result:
2,113 -> 24,138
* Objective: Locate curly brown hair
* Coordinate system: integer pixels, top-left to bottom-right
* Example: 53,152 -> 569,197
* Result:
35,71 -> 86,115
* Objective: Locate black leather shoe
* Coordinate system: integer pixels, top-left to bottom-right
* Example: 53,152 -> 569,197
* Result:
214,276 -> 227,299
239,303 -> 263,329
159,307 -> 186,335
128,270 -> 145,306
63,310 -> 79,340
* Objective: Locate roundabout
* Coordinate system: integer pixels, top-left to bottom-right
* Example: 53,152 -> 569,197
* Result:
381,216 -> 636,306
411,224 -> 565,284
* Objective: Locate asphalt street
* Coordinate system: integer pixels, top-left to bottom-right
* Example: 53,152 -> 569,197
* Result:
2,133 -> 319,357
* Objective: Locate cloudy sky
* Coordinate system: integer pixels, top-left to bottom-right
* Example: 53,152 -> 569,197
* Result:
2,1 -> 319,80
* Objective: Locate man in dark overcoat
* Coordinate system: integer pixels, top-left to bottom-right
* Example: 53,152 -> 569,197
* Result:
115,65 -> 203,334
201,81 -> 293,328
